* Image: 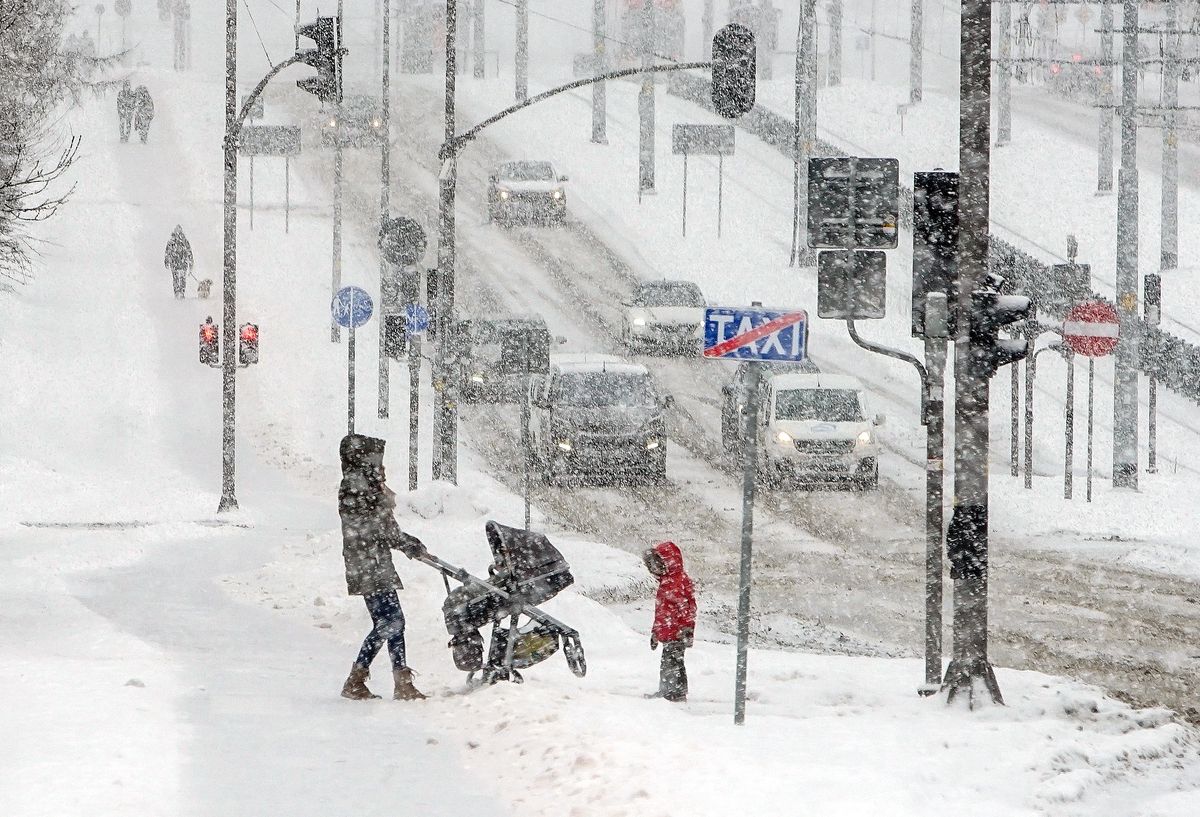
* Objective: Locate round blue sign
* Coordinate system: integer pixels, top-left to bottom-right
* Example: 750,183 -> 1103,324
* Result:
332,286 -> 373,329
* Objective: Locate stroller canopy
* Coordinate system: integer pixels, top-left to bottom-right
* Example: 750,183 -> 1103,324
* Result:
486,520 -> 573,605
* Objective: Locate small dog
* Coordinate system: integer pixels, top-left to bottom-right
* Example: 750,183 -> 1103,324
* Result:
196,278 -> 214,299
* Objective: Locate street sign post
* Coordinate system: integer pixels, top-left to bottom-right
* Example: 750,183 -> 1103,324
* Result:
672,124 -> 736,238
332,286 -> 374,435
701,304 -> 807,725
238,125 -> 302,232
405,302 -> 430,336
1064,300 -> 1119,502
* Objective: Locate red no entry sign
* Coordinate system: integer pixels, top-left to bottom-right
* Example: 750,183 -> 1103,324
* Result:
1063,300 -> 1119,357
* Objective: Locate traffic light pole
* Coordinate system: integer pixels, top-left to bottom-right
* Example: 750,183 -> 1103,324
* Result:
332,2 -> 345,344
379,0 -> 392,419
591,0 -> 607,144
1113,0 -> 1140,490
638,0 -> 656,197
790,0 -> 817,268
996,0 -> 1010,145
828,0 -> 842,88
1098,2 -> 1115,193
944,0 -> 1002,707
220,0 -> 239,513
909,0 -> 923,105
434,0 -> 459,483
1161,1 -> 1179,271
515,0 -> 528,102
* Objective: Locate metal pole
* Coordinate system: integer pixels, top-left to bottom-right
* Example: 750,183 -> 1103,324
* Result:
1161,1 -> 1179,271
681,152 -> 688,237
515,0 -> 528,102
473,0 -> 485,79
296,0 -> 300,51
718,154 -> 724,239
733,362 -> 760,725
249,156 -> 255,231
285,157 -> 290,233
348,320 -> 357,435
434,0 -> 459,483
1087,358 -> 1095,502
703,0 -> 714,59
1065,352 -> 1075,499
332,1 -> 345,343
997,0 -> 1011,145
790,10 -> 802,266
638,0 -> 656,196
591,0 -> 607,144
1149,371 -> 1158,473
219,0 -> 239,513
910,0 -> 923,104
409,333 -> 420,491
944,0 -> 1002,706
828,0 -> 842,87
923,331 -> 946,691
761,0 -> 776,82
794,0 -> 817,266
1098,2 -> 1114,192
1113,0 -> 1140,490
1024,339 -> 1035,489
380,0 -> 393,419
869,0 -> 877,82
523,366 -> 532,530
1010,357 -> 1019,476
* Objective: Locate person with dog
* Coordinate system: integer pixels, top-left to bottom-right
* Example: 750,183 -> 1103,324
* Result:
644,541 -> 696,703
163,225 -> 193,299
338,434 -> 429,702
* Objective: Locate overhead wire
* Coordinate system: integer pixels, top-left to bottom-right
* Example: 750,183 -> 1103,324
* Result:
490,0 -> 685,65
242,0 -> 275,65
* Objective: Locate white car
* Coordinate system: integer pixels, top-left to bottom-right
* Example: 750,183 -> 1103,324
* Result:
621,280 -> 706,355
487,160 -> 568,225
752,372 -> 884,489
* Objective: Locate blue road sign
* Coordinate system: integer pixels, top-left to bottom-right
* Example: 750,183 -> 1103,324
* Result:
702,306 -> 808,361
332,286 -> 373,329
405,303 -> 430,336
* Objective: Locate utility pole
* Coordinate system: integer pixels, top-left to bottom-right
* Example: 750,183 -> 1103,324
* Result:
332,1 -> 345,343
379,0 -> 393,419
638,0 -> 656,197
996,0 -> 1011,145
1161,0 -> 1180,271
869,0 -> 877,82
515,0 -> 528,102
790,0 -> 817,267
703,0 -> 714,59
219,0 -> 239,513
434,0 -> 459,483
1098,2 -> 1115,193
828,0 -> 842,87
592,0 -> 607,144
761,0 -> 776,81
944,0 -> 1002,706
473,0 -> 485,79
1113,0 -> 1140,489
910,0 -> 923,104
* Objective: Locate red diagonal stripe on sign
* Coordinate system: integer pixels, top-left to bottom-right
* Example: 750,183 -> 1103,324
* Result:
703,311 -> 805,358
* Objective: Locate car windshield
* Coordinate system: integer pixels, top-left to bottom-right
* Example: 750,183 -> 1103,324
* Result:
774,389 -> 864,422
501,161 -> 555,181
556,372 -> 658,408
633,283 -> 704,308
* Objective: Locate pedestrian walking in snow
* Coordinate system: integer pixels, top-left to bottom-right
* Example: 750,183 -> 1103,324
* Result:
338,434 -> 429,702
116,80 -> 135,143
163,225 -> 193,299
133,86 -> 155,144
644,541 -> 696,703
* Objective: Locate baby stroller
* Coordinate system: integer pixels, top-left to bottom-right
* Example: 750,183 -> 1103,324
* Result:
415,521 -> 587,686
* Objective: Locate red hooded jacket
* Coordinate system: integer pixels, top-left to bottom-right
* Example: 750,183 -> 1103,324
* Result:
651,541 -> 696,643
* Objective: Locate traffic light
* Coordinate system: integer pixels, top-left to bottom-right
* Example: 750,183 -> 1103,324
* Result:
711,24 -> 756,119
911,171 -> 959,337
296,17 -> 341,104
239,323 -> 259,366
384,314 -> 406,359
200,317 -> 219,367
969,288 -> 1032,377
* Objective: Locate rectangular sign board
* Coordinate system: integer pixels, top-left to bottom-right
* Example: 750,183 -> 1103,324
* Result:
702,307 -> 808,362
818,250 -> 887,319
672,124 -> 736,156
807,157 -> 899,249
239,125 -> 302,157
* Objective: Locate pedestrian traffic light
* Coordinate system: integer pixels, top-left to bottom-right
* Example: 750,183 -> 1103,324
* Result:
969,288 -> 1032,377
296,17 -> 342,104
711,24 -> 756,119
239,323 -> 260,366
384,314 -> 406,359
912,171 -> 959,338
200,317 -> 220,367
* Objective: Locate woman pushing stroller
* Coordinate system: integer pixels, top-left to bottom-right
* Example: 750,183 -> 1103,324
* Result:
338,434 -> 428,701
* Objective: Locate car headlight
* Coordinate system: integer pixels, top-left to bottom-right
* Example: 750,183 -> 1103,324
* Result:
646,438 -> 661,451
470,373 -> 485,384
371,118 -> 382,128
632,317 -> 647,327
775,430 -> 793,446
857,431 -> 873,447
556,440 -> 573,452
498,189 -> 511,200
327,117 -> 338,128
552,189 -> 564,200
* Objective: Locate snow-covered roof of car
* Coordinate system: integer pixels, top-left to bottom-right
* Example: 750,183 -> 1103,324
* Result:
767,372 -> 864,391
550,353 -> 646,375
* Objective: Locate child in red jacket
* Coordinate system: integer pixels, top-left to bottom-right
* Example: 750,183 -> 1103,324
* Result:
644,541 -> 696,702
